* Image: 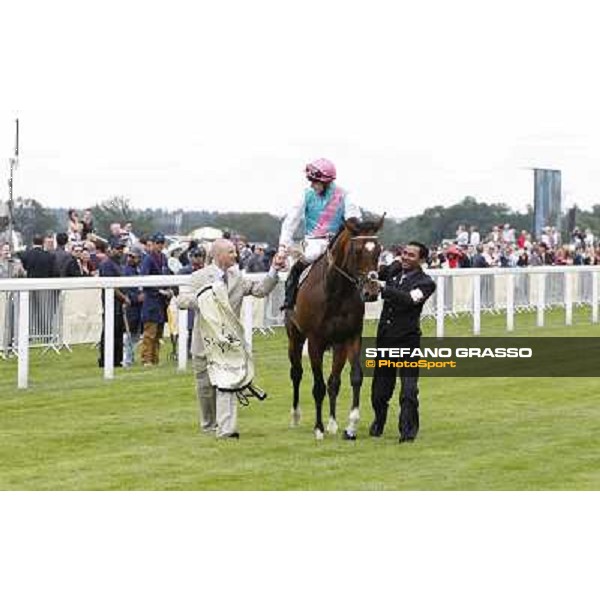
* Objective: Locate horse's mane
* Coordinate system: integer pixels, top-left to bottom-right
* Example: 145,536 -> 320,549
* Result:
327,225 -> 346,249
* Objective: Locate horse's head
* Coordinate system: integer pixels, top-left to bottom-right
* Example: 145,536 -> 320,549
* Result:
329,214 -> 385,302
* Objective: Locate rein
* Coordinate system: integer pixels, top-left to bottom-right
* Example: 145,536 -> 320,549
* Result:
326,248 -> 358,285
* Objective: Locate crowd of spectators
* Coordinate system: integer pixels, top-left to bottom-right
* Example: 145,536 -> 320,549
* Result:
236,241 -> 277,273
0,212 -> 155,281
5,213 -> 600,281
378,223 -> 600,269
0,209 -> 285,368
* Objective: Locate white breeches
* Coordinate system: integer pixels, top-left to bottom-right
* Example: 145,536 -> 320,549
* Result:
303,237 -> 329,263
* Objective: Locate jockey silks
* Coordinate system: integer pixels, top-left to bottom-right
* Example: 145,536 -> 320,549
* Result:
278,183 -> 361,248
304,184 -> 346,237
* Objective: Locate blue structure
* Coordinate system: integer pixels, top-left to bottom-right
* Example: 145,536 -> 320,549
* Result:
533,168 -> 562,238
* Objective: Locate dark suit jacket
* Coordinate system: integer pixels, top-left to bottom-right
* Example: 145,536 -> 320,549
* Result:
472,254 -> 488,268
376,262 -> 436,340
20,247 -> 56,278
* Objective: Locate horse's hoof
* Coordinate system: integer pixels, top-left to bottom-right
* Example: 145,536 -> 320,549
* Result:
342,429 -> 357,441
314,428 -> 324,441
326,418 -> 338,435
290,408 -> 301,428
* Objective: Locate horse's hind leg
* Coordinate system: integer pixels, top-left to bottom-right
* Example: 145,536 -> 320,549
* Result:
307,338 -> 327,440
326,344 -> 347,435
288,324 -> 305,427
343,336 -> 363,440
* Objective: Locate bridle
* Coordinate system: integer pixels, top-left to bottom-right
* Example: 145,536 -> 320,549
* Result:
326,234 -> 380,289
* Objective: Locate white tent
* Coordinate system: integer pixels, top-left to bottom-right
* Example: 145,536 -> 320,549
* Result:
188,226 -> 223,241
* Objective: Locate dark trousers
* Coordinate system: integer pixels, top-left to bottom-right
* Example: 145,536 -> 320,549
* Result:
371,338 -> 421,440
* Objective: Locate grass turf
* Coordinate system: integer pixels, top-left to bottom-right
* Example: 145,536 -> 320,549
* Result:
1,307 -> 599,490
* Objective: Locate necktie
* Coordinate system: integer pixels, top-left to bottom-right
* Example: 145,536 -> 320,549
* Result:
223,271 -> 228,287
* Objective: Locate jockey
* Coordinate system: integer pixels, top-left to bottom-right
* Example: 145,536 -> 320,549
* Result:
279,158 -> 361,310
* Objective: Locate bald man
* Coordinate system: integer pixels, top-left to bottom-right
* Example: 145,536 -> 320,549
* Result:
178,238 -> 286,438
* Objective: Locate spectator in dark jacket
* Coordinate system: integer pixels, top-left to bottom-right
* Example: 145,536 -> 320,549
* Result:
20,235 -> 56,278
122,247 -> 144,367
54,232 -> 82,277
246,246 -> 268,273
472,245 -> 488,268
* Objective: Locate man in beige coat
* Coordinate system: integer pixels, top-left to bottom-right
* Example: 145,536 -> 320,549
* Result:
177,238 -> 285,438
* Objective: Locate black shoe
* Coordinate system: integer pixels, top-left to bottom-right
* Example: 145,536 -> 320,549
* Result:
369,421 -> 384,437
225,432 -> 240,439
399,436 -> 416,444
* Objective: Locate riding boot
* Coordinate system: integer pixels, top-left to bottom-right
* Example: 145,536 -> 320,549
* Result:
281,260 -> 307,310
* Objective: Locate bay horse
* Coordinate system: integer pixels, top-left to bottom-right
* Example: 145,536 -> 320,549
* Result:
285,216 -> 384,440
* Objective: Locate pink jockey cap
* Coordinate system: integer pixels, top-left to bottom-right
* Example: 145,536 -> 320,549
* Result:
305,158 -> 337,183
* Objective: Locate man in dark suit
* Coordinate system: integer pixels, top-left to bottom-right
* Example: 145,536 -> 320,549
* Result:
20,235 -> 56,278
370,241 -> 436,443
471,245 -> 488,268
19,234 -> 59,341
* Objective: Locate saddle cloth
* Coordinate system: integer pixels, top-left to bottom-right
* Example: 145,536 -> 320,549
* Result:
298,263 -> 313,288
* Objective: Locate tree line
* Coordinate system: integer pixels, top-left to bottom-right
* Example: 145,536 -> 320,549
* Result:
6,194 -> 600,248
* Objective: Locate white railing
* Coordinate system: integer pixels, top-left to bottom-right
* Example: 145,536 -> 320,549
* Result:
1,266 -> 599,390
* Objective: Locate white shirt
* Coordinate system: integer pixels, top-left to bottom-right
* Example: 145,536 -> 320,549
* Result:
456,230 -> 469,245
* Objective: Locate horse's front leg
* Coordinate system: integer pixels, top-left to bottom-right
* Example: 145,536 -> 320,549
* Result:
343,336 -> 363,440
308,338 -> 327,440
326,344 -> 347,435
287,323 -> 305,427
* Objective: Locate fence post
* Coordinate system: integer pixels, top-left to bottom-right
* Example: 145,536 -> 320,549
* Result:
17,291 -> 30,389
564,271 -> 573,326
177,308 -> 188,371
537,273 -> 546,327
473,274 -> 481,335
436,275 -> 445,338
104,288 -> 115,380
506,273 -> 514,332
593,271 -> 599,324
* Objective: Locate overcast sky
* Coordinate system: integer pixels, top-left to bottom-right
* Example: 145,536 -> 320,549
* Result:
2,1 -> 600,220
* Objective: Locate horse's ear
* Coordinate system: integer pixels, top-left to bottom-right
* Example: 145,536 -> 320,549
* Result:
345,218 -> 360,235
376,212 -> 386,231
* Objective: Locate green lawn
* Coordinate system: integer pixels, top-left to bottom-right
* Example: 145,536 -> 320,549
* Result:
1,308 -> 599,490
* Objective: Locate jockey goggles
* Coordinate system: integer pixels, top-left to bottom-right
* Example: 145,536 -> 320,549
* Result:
305,165 -> 329,182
